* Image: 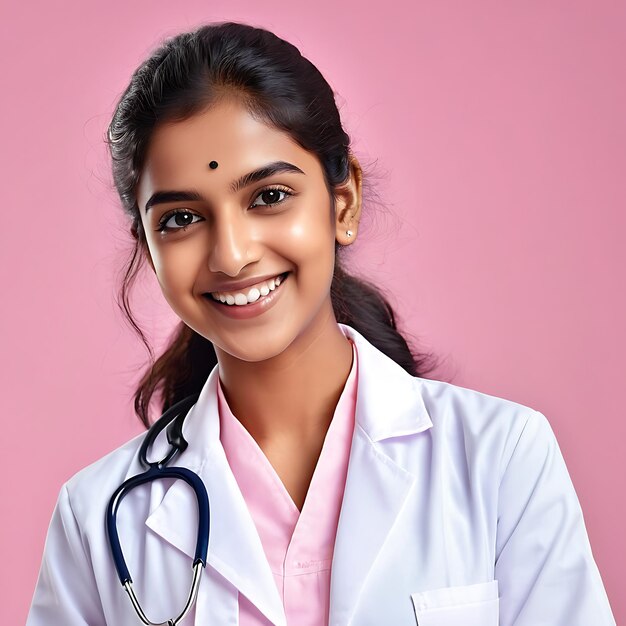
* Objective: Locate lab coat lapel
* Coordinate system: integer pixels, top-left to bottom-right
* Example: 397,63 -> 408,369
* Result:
141,367 -> 287,626
330,324 -> 433,625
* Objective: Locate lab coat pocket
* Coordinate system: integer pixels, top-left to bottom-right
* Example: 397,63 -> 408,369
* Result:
410,580 -> 499,626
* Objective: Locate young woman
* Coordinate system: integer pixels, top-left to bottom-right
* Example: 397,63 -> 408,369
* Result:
27,21 -> 615,626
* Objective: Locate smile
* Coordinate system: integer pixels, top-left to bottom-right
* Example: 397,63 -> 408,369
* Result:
209,271 -> 289,305
202,272 -> 290,320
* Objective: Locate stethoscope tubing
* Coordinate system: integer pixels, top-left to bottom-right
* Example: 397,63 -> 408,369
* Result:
121,561 -> 203,626
105,393 -> 209,625
106,464 -> 210,584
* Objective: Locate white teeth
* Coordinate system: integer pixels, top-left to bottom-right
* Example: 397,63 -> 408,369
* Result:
210,273 -> 286,305
234,288 -> 261,306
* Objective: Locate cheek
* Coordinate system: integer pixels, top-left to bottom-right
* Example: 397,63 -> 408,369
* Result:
280,197 -> 336,259
151,243 -> 201,294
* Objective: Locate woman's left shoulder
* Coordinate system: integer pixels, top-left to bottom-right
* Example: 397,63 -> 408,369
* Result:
413,376 -> 552,467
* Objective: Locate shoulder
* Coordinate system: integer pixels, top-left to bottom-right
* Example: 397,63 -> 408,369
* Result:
415,377 -> 552,478
61,431 -> 147,530
418,377 -> 539,429
351,324 -> 545,464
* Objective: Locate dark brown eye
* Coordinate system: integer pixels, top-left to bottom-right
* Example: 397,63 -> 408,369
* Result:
173,212 -> 194,226
261,189 -> 281,204
251,186 -> 291,208
157,210 -> 202,233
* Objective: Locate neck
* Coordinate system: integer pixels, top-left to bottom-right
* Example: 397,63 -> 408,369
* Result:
214,312 -> 354,444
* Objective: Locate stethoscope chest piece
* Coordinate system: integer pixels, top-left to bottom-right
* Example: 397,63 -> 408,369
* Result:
105,393 -> 209,625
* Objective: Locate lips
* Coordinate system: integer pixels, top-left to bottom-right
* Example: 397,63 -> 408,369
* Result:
202,270 -> 289,319
203,271 -> 290,305
205,271 -> 289,297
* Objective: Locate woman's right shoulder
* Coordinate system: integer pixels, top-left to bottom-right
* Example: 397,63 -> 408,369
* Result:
60,431 -> 149,528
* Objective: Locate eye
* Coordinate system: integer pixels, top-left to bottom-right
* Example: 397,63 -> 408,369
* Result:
250,185 -> 292,209
156,209 -> 203,233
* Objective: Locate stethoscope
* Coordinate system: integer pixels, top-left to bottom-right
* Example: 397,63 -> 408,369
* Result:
105,392 -> 209,625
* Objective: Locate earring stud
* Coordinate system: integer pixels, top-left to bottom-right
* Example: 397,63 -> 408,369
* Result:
346,230 -> 353,237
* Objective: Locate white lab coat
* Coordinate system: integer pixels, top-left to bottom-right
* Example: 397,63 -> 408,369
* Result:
27,323 -> 616,626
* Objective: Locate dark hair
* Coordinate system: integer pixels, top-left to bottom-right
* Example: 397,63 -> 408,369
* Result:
106,21 -> 438,428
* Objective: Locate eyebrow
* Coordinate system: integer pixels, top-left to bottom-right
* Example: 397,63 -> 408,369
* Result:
144,160 -> 305,213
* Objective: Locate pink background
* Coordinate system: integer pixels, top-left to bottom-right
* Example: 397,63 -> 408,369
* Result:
1,1 -> 624,623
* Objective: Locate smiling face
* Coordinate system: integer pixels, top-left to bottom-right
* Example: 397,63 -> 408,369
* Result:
136,98 -> 361,363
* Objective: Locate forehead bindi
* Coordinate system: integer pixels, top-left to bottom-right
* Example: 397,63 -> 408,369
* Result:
137,103 -> 321,212
138,101 -> 325,208
144,102 -> 301,180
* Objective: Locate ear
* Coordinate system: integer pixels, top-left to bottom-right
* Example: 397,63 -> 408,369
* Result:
334,153 -> 363,246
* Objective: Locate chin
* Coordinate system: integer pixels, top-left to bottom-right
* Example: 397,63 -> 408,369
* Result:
217,339 -> 292,364
206,323 -> 296,362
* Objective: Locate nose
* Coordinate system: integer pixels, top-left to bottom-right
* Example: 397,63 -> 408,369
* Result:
207,209 -> 259,276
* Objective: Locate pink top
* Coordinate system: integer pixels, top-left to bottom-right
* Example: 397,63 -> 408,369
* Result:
217,330 -> 359,626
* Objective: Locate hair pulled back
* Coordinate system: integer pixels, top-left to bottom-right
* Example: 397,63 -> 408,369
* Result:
106,21 -> 437,428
